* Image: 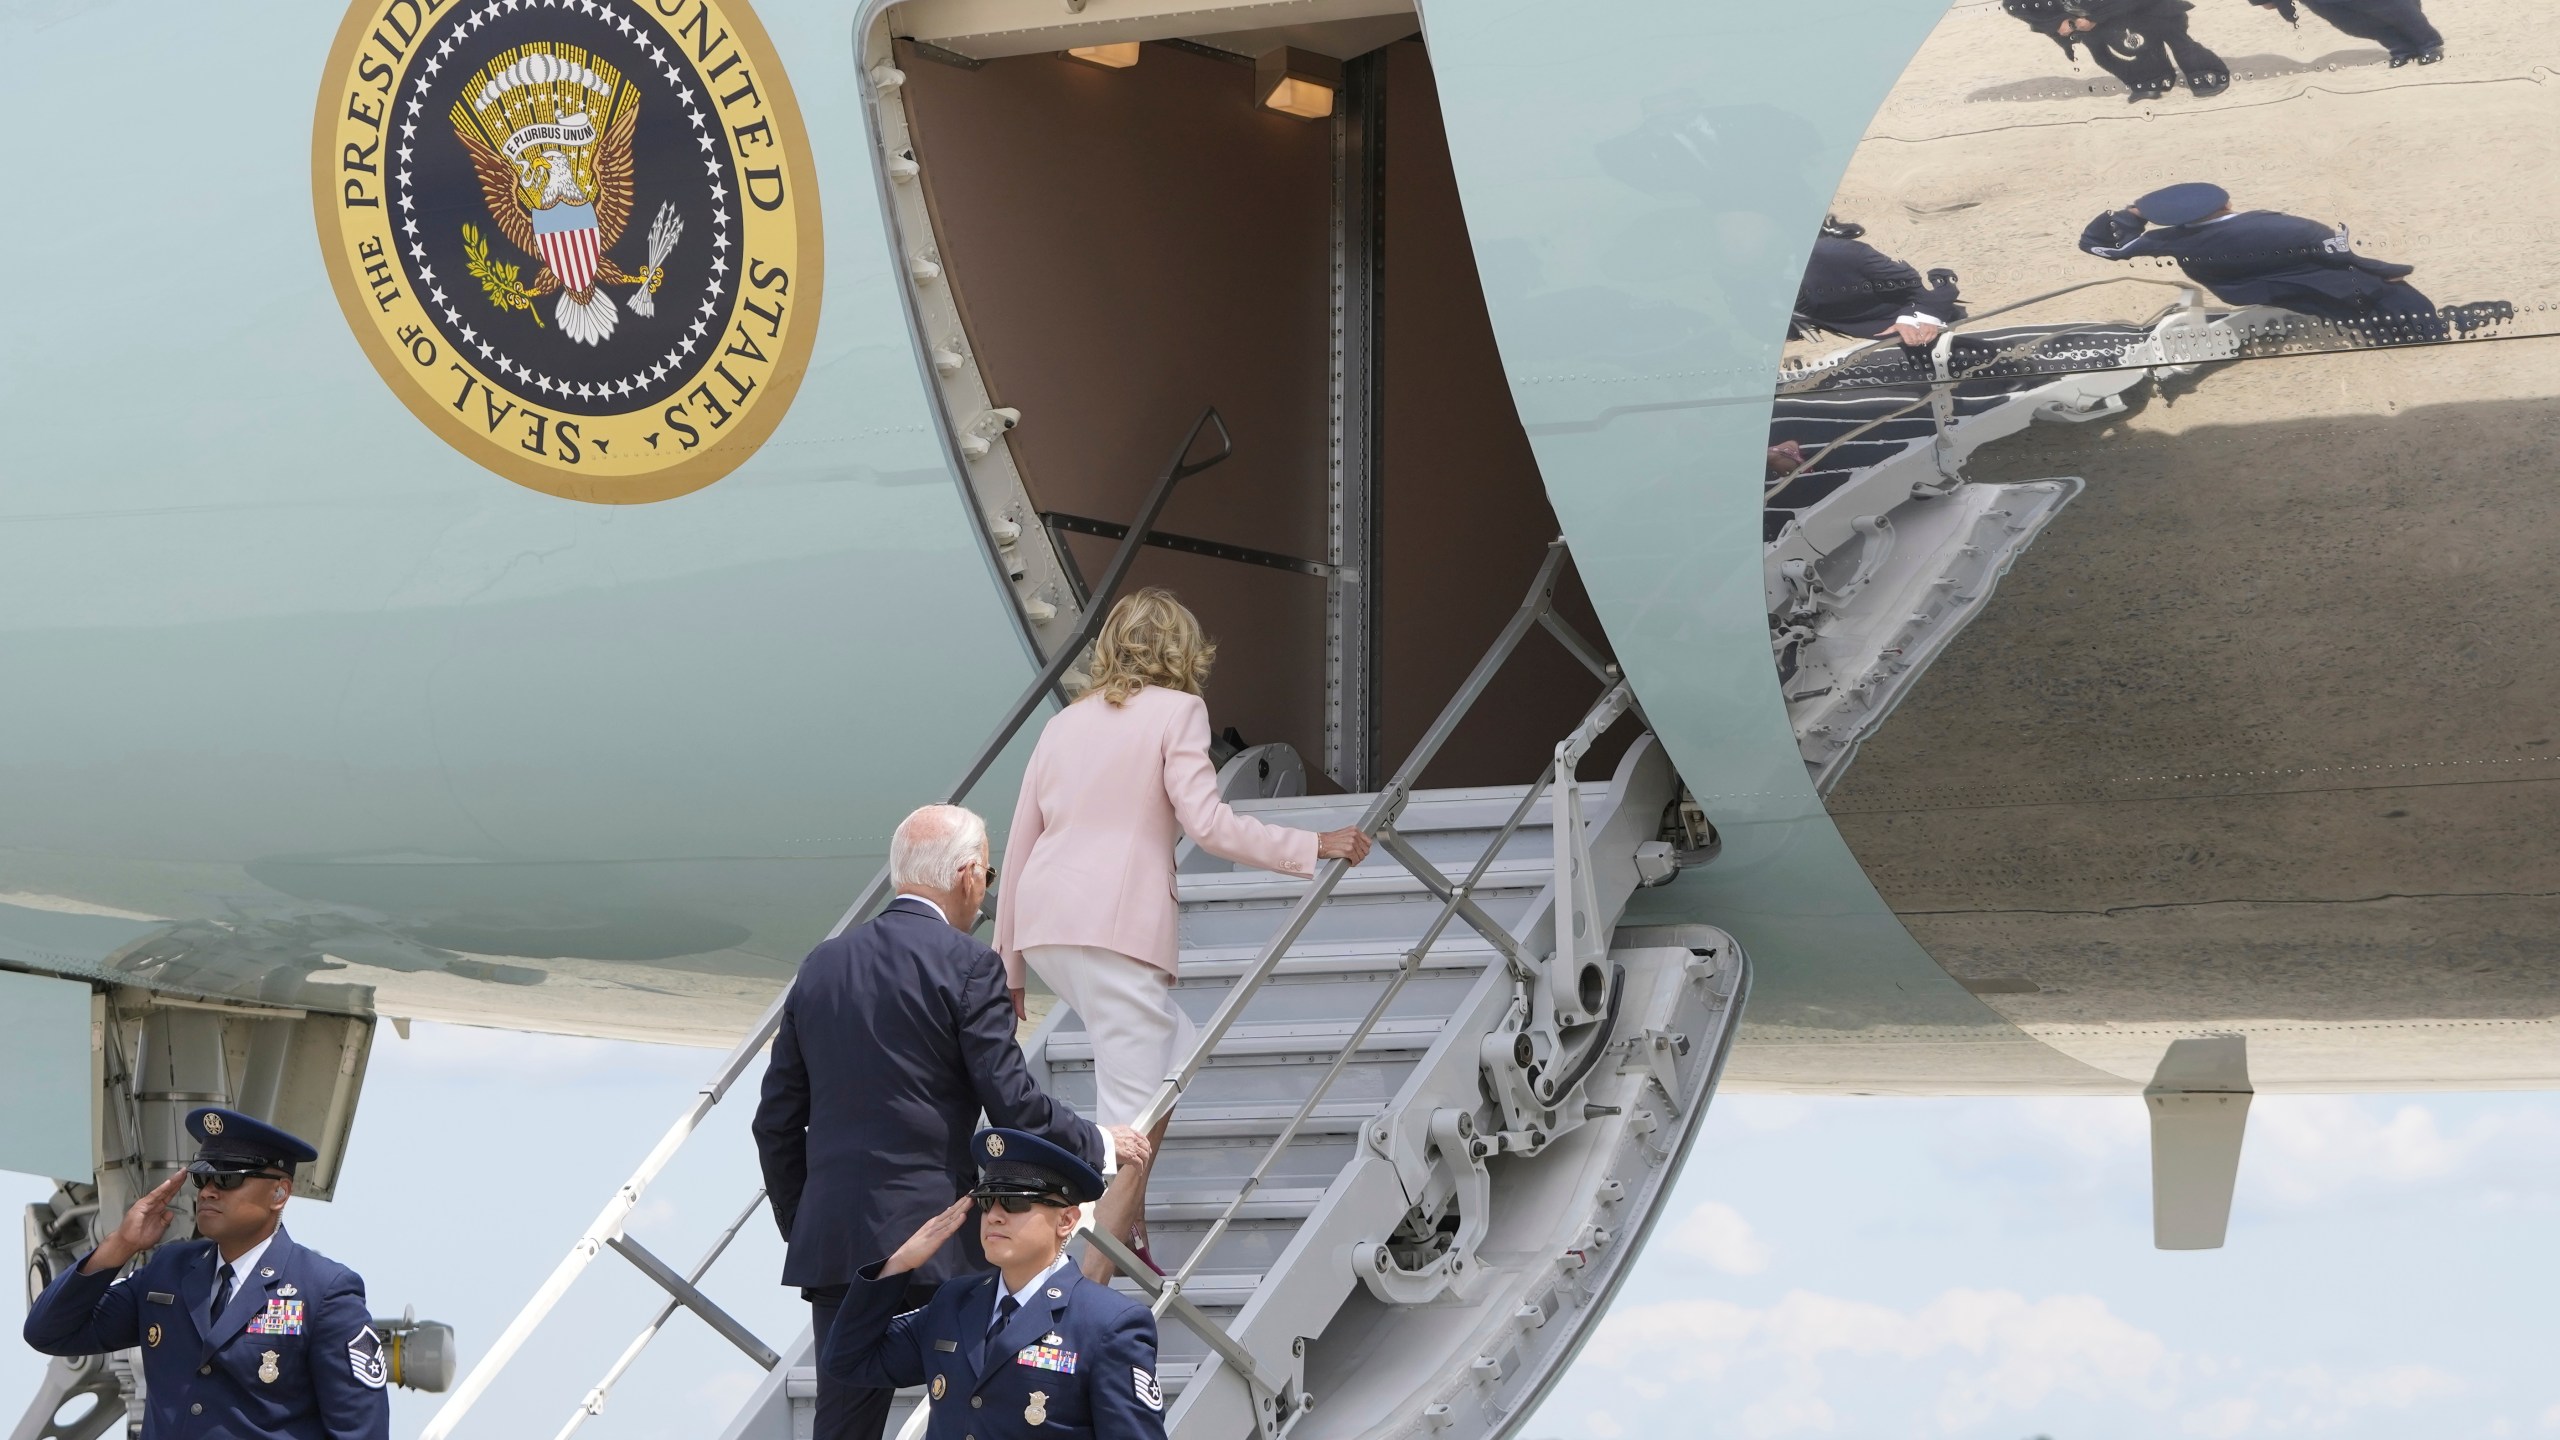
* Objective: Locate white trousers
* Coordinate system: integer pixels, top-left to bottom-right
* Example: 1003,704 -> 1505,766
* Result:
1026,943 -> 1195,1128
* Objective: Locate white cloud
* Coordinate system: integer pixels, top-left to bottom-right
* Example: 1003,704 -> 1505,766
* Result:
2248,1099 -> 2487,1207
1729,1098 -> 1810,1133
1666,1201 -> 1772,1275
2185,1397 -> 2259,1437
2539,1403 -> 2560,1431
1575,1288 -> 2171,1437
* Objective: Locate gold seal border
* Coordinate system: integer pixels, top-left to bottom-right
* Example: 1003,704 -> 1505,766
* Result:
310,0 -> 824,505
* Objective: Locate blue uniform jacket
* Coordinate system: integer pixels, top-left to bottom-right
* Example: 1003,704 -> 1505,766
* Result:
2079,208 -> 2420,308
752,898 -> 1104,1290
22,1227 -> 389,1440
822,1258 -> 1168,1440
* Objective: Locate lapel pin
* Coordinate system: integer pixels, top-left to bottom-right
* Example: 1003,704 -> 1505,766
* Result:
260,1268 -> 276,1279
1046,1288 -> 1063,1299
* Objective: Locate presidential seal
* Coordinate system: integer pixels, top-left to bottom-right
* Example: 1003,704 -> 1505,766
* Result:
314,0 -> 821,503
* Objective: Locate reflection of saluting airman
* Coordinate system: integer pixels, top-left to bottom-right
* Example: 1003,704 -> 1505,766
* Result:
2079,182 -> 2462,343
21,1109 -> 390,1440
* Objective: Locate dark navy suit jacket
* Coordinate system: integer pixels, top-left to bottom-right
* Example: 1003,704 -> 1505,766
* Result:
822,1256 -> 1167,1440
753,897 -> 1104,1289
22,1226 -> 389,1440
1794,235 -> 1965,339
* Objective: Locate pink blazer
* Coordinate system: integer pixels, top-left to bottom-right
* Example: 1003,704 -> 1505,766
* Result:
994,685 -> 1319,985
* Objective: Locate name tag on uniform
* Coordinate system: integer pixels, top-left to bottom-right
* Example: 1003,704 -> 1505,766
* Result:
1016,1344 -> 1077,1373
146,1292 -> 176,1305
933,1340 -> 959,1352
246,1299 -> 305,1336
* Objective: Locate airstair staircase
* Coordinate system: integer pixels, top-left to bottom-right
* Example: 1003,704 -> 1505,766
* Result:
416,419 -> 1748,1440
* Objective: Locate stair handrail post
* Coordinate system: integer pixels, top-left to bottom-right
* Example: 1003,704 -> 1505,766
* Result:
421,407 -> 1235,1440
1132,540 -> 1575,1134
553,1188 -> 771,1440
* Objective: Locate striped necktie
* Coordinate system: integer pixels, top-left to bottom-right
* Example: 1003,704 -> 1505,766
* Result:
981,1295 -> 1019,1371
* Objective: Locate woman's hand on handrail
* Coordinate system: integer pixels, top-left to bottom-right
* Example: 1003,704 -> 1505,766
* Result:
1316,826 -> 1373,866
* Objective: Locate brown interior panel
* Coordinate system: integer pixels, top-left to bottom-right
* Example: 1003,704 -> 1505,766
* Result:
899,38 -> 1336,760
1376,41 -> 1622,788
897,32 -> 1622,791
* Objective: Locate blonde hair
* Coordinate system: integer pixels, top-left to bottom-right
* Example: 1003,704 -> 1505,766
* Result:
1083,588 -> 1215,705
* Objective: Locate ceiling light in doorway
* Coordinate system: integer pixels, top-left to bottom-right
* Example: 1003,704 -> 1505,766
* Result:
1255,47 -> 1340,119
1067,42 -> 1141,68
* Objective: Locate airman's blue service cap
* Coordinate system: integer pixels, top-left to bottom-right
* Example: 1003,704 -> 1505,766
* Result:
2133,182 -> 2230,226
186,1107 -> 318,1175
973,1128 -> 1106,1205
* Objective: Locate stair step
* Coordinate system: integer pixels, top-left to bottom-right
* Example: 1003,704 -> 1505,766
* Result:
1146,1186 -> 1325,1222
1177,856 -> 1553,905
1163,1100 -> 1381,1138
1226,784 -> 1614,832
1043,1017 -> 1444,1065
1174,936 -> 1501,983
1109,1273 -> 1263,1311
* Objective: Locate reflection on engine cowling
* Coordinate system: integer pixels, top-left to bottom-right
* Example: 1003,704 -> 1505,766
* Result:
1767,0 -> 2560,1086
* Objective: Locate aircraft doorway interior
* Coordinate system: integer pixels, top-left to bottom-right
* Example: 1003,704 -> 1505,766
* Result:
864,1 -> 1620,792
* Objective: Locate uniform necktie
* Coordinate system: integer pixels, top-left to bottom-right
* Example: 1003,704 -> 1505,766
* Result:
982,1295 -> 1019,1371
212,1263 -> 236,1323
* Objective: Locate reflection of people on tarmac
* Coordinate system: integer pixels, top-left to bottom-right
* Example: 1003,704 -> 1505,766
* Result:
1793,218 -> 1967,349
2252,0 -> 2444,65
2079,182 -> 2459,343
2005,0 -> 2231,100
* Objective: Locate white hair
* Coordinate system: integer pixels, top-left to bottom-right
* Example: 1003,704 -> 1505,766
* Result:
890,804 -> 988,890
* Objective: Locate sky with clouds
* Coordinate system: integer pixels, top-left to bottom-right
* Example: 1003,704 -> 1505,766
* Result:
5,1024 -> 2555,1439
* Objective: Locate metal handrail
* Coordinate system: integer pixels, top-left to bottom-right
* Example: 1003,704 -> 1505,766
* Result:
1769,282 -> 2213,495
1778,274 -> 2206,393
424,406 -> 1237,1440
1103,539 -> 1629,1429
1129,538 -> 1575,1138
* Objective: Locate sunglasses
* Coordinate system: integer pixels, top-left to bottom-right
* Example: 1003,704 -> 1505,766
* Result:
972,1191 -> 1065,1214
194,1171 -> 284,1192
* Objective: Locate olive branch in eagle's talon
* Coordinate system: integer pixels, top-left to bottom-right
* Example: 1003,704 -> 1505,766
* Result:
463,223 -> 545,328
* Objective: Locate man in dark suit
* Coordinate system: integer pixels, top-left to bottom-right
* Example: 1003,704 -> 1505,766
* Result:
2254,0 -> 2443,66
1793,216 -> 1967,348
2006,0 -> 2232,100
755,803 -> 1148,1440
22,1108 -> 390,1440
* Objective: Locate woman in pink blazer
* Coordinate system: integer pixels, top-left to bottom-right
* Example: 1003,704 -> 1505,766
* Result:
995,588 -> 1370,1265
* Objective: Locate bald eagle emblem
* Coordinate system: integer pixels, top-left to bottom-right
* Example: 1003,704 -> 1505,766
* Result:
450,44 -> 682,347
